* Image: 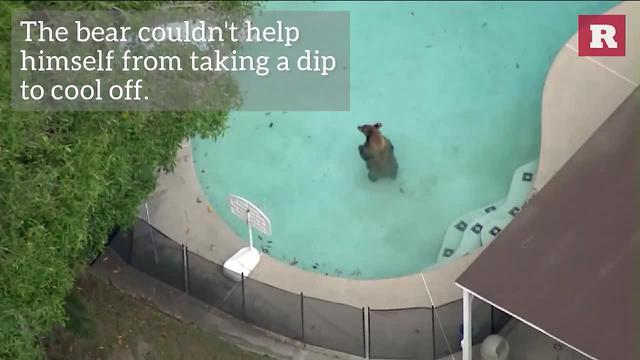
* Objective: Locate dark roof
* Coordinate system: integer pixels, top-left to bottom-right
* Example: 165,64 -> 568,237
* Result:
456,86 -> 638,360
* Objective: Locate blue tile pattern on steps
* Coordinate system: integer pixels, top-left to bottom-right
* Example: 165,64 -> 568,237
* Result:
489,226 -> 501,236
455,221 -> 468,232
437,198 -> 506,262
439,159 -> 538,261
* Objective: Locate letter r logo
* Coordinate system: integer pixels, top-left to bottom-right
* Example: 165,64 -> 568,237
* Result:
578,15 -> 625,56
589,24 -> 617,49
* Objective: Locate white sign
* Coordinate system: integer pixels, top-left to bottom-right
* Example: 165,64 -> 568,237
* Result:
228,195 -> 271,235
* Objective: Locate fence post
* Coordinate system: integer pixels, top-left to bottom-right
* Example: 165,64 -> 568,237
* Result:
128,228 -> 134,265
361,307 -> 366,358
241,272 -> 246,320
432,305 -> 436,360
367,307 -> 371,359
491,305 -> 496,334
182,245 -> 189,295
300,293 -> 305,343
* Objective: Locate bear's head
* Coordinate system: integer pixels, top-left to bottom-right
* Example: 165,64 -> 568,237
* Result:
357,122 -> 383,137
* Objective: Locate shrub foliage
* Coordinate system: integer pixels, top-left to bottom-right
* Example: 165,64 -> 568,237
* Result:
0,1 -> 259,358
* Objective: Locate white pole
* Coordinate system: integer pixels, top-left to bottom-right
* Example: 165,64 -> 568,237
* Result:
246,209 -> 254,249
463,289 -> 474,360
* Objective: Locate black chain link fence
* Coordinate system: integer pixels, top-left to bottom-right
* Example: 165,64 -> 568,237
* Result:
106,218 -> 512,359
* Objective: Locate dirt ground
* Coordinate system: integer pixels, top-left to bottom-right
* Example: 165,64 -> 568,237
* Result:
44,274 -> 269,360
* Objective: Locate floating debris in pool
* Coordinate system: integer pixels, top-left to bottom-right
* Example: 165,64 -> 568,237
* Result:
196,197 -> 202,203
410,11 -> 414,16
205,186 -> 210,190
201,170 -> 205,173
425,44 -> 432,48
258,235 -> 263,241
204,152 -> 208,157
269,122 -> 274,128
515,62 -> 520,69
289,258 -> 298,265
265,112 -> 271,116
325,272 -> 328,276
312,262 -> 319,269
267,240 -> 272,244
399,187 -> 405,194
482,22 -> 487,28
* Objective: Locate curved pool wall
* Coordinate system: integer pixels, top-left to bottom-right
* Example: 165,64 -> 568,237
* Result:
191,1 -> 616,279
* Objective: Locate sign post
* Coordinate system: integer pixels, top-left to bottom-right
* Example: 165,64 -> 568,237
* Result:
223,195 -> 271,281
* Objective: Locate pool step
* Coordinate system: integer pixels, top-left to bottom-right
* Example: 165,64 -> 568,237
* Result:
442,159 -> 538,260
437,198 -> 505,262
480,217 -> 512,245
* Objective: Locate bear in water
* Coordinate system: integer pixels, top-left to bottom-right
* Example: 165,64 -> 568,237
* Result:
357,122 -> 399,182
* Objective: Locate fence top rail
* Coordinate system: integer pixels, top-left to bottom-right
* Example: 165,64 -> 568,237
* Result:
434,298 -> 464,310
135,217 -> 177,242
302,293 -> 365,311
182,244 -> 365,312
369,306 -> 433,312
244,274 -> 362,311
183,239 -> 443,312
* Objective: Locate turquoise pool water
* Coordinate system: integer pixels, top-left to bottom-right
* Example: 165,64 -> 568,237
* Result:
192,1 -> 616,279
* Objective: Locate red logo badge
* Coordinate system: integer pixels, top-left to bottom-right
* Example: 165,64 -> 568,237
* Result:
578,15 -> 625,56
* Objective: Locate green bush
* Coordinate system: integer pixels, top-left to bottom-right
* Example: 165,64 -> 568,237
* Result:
0,1 -> 259,358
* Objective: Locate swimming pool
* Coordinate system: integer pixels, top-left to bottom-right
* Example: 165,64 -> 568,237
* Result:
192,1 -> 616,279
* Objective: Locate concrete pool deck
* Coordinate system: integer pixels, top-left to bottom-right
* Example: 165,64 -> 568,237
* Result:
139,1 -> 639,311
534,1 -> 640,191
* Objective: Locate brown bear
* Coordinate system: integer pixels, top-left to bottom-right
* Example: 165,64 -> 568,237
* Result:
357,122 -> 399,182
